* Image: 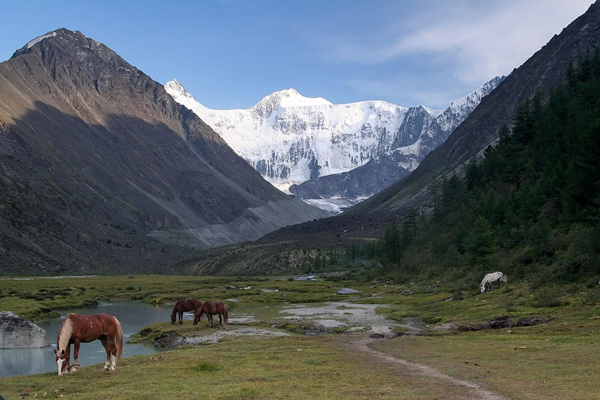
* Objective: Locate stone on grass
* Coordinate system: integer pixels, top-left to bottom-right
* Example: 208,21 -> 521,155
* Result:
337,288 -> 359,295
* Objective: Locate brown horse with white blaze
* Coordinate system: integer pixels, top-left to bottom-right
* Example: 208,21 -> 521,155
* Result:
54,313 -> 123,376
194,301 -> 228,328
171,299 -> 203,325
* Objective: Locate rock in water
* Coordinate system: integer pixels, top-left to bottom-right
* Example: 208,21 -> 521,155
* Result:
0,311 -> 50,348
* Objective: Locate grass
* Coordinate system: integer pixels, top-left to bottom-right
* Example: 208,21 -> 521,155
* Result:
1,275 -> 600,399
371,321 -> 600,400
191,361 -> 225,373
0,336 -> 474,399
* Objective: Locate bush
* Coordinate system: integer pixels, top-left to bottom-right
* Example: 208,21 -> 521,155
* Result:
534,287 -> 568,308
581,286 -> 600,305
452,290 -> 464,301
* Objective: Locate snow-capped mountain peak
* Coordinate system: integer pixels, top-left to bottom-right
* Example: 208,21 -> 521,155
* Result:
251,88 -> 332,118
165,77 -> 504,198
165,78 -> 203,106
263,88 -> 331,108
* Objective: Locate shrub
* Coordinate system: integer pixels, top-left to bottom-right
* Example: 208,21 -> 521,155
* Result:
581,286 -> 600,305
534,287 -> 568,308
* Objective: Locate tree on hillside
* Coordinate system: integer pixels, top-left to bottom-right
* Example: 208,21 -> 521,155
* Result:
349,49 -> 600,288
465,216 -> 498,273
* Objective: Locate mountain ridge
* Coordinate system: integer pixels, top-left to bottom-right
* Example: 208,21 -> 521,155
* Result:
0,28 -> 329,274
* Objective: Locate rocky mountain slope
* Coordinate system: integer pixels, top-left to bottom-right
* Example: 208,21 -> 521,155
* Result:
0,29 -> 329,275
165,77 -> 502,211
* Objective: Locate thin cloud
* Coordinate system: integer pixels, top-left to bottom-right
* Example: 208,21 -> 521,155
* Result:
343,73 -> 475,109
315,0 -> 594,88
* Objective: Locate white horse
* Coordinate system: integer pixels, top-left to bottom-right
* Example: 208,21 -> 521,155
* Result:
480,271 -> 507,293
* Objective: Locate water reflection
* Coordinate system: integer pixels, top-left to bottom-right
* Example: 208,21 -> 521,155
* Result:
1,300 -> 179,378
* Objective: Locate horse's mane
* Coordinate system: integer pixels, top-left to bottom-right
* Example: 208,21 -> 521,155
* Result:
57,313 -> 76,351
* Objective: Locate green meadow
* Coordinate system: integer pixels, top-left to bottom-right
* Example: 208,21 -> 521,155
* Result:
1,275 -> 599,399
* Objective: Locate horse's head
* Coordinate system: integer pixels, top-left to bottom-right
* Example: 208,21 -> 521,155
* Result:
54,348 -> 68,376
193,311 -> 202,325
170,314 -> 176,325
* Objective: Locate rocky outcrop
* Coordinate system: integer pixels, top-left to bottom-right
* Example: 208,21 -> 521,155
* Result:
0,312 -> 50,348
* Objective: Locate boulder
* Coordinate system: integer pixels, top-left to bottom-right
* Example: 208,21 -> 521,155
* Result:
0,311 -> 50,348
295,275 -> 317,281
337,288 -> 359,295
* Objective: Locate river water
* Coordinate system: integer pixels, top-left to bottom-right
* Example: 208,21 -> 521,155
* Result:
0,300 -> 186,378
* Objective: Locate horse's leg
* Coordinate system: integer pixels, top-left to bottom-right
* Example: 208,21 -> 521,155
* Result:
107,335 -> 117,371
218,312 -> 223,328
64,344 -> 72,373
100,336 -> 113,371
69,339 -> 82,373
179,310 -> 183,325
209,313 -> 214,327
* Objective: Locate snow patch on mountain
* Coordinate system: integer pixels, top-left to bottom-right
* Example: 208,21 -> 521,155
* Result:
26,32 -> 57,49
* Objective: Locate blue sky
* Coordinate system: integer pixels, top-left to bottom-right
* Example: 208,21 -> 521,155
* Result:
0,0 -> 595,110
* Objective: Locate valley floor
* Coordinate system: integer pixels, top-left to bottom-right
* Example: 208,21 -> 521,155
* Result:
1,275 -> 599,399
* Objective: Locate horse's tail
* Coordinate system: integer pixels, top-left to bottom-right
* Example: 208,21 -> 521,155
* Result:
114,317 -> 124,360
223,304 -> 228,324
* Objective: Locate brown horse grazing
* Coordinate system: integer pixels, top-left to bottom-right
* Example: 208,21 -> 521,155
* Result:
171,299 -> 203,325
54,313 -> 123,376
193,301 -> 228,328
